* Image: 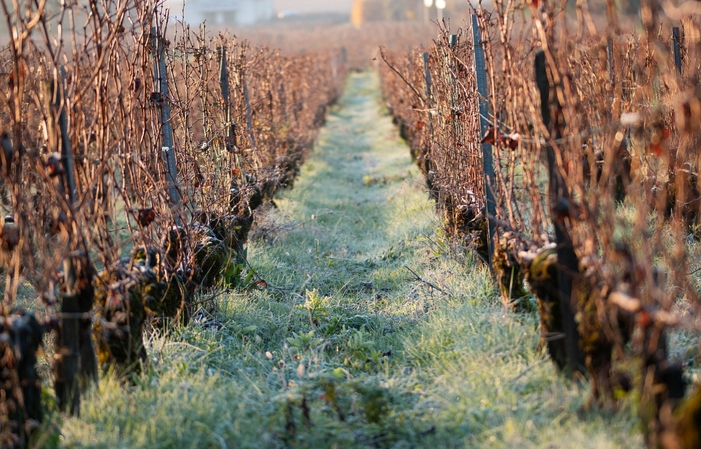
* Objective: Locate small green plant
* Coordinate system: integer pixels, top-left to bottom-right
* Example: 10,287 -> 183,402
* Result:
381,243 -> 404,262
344,328 -> 375,366
286,330 -> 324,352
320,315 -> 344,338
223,261 -> 246,288
298,289 -> 331,326
354,382 -> 390,425
431,227 -> 451,257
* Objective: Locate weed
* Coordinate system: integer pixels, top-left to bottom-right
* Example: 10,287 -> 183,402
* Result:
299,289 -> 331,326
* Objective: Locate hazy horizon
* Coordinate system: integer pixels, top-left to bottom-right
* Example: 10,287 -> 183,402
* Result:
273,0 -> 354,14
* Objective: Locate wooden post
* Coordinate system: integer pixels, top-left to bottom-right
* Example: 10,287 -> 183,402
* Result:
218,46 -> 229,113
535,50 -> 584,374
280,80 -> 287,123
423,51 -> 436,196
447,34 -> 460,181
332,55 -> 338,81
52,67 -> 97,416
53,68 -> 79,415
242,70 -> 256,150
422,52 -> 432,99
673,27 -> 682,74
219,46 -> 235,153
472,14 -> 496,265
220,46 -> 241,220
199,24 -> 209,143
57,67 -> 77,204
607,38 -> 614,86
151,27 -> 181,214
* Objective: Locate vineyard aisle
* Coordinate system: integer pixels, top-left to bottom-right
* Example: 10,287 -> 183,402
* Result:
61,72 -> 641,448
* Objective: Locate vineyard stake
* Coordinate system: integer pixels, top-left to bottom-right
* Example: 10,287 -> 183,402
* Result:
219,46 -> 236,155
219,47 -> 229,116
54,67 -> 80,415
471,14 -> 496,265
151,27 -> 181,217
332,54 -> 338,81
280,80 -> 287,123
535,50 -> 584,374
57,67 -> 77,204
423,52 -> 432,99
673,27 -> 682,74
447,34 -> 461,196
200,24 -> 209,142
219,45 -> 241,217
423,51 -> 435,189
243,67 -> 257,150
607,38 -> 614,87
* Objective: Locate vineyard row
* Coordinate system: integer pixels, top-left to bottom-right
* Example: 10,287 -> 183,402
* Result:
0,1 -> 347,445
380,8 -> 701,448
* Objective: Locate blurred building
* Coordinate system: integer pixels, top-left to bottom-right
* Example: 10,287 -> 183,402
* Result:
351,0 -> 425,26
164,0 -> 276,25
351,0 -> 469,26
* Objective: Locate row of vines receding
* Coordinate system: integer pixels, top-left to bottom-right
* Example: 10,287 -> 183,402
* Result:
0,0 -> 348,445
380,3 -> 701,448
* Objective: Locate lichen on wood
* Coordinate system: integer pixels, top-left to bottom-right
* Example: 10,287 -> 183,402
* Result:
0,311 -> 44,448
492,232 -> 530,313
522,246 -> 568,370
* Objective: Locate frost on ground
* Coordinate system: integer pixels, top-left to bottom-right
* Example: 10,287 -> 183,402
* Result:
59,73 -> 643,449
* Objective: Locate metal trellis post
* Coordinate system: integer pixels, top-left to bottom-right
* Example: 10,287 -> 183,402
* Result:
673,27 -> 682,74
535,49 -> 584,374
151,27 -> 181,215
471,14 -> 496,265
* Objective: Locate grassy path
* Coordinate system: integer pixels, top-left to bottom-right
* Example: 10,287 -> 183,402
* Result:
60,73 -> 641,448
